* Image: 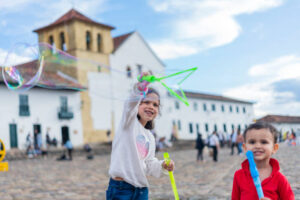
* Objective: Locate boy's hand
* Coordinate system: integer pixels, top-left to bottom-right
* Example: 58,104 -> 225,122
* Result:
260,198 -> 271,200
162,160 -> 175,171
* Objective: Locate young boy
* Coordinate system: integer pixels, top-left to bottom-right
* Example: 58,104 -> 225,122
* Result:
231,122 -> 294,200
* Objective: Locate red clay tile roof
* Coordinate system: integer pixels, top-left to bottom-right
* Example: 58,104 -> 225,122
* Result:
113,32 -> 134,52
0,60 -> 86,91
33,9 -> 115,32
184,91 -> 253,104
257,115 -> 300,123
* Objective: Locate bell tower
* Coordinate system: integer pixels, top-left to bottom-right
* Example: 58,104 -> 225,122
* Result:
33,9 -> 115,143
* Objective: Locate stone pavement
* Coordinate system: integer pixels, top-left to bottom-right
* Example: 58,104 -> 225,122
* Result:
0,145 -> 299,200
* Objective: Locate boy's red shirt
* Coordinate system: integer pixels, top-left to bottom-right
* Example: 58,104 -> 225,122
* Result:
232,158 -> 294,200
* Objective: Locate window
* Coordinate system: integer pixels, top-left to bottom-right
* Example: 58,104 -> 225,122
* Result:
126,66 -> 132,78
231,124 -> 235,132
175,101 -> 180,110
243,107 -> 246,113
86,31 -> 91,50
203,103 -> 207,111
177,120 -> 181,131
236,106 -> 239,113
97,65 -> 101,72
97,34 -> 102,52
214,124 -> 218,132
205,123 -> 209,132
60,32 -> 66,51
60,96 -> 68,112
172,120 -> 176,126
229,105 -> 233,112
223,124 -> 227,132
189,123 -> 193,134
196,124 -> 199,133
19,95 -> 30,116
245,124 -> 247,129
238,124 -> 241,131
212,104 -> 216,111
49,35 -> 54,46
193,102 -> 198,111
221,105 -> 225,112
137,64 -> 142,74
49,35 -> 55,53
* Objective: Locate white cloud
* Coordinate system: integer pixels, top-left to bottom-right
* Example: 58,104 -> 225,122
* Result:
224,54 -> 300,117
249,55 -> 300,79
0,45 -> 36,67
148,0 -> 284,59
150,41 -> 198,59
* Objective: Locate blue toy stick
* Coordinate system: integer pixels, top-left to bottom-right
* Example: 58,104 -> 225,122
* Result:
246,151 -> 264,199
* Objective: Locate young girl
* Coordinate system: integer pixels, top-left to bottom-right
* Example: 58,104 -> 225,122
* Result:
231,122 -> 294,200
107,72 -> 175,200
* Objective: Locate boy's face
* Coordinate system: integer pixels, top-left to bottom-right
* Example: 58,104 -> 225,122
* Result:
243,128 -> 278,161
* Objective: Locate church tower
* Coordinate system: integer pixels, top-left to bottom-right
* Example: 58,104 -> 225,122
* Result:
33,9 -> 115,143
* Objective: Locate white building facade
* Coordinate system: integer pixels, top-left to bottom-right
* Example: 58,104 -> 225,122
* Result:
110,32 -> 171,137
106,31 -> 255,141
164,92 -> 254,140
257,115 -> 300,134
0,86 -> 83,150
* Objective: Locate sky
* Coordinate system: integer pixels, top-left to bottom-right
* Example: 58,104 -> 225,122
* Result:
0,0 -> 300,117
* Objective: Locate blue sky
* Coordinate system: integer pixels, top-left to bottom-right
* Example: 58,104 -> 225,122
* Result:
0,0 -> 300,117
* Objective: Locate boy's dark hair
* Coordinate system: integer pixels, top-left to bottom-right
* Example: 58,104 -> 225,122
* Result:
137,87 -> 160,130
243,122 -> 278,143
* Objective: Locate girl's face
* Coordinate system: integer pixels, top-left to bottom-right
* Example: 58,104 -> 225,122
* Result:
138,93 -> 159,125
243,128 -> 278,161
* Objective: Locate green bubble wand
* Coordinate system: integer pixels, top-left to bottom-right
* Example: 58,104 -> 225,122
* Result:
139,67 -> 198,106
163,152 -> 179,200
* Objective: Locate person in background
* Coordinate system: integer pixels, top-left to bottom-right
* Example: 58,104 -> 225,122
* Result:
195,133 -> 205,162
64,140 -> 73,160
209,131 -> 220,162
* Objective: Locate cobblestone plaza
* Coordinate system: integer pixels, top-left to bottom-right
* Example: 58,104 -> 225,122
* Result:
0,145 -> 299,200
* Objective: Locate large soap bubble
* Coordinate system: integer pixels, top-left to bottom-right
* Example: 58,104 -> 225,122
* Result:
2,43 -> 44,91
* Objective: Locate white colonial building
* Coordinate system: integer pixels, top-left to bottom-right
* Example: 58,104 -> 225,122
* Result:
168,91 -> 254,140
107,31 -> 255,140
0,73 -> 85,150
109,31 -> 172,138
257,115 -> 300,134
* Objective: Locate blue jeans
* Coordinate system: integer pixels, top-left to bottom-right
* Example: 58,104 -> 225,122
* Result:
106,178 -> 148,200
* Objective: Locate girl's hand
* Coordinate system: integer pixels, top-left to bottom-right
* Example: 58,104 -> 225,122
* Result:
162,160 -> 175,171
137,72 -> 151,92
139,72 -> 150,81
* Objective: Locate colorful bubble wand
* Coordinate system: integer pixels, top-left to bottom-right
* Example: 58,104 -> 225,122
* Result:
138,67 -> 197,106
246,151 -> 264,199
163,152 -> 179,200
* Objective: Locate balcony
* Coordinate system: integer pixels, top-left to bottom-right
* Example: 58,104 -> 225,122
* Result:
58,107 -> 73,120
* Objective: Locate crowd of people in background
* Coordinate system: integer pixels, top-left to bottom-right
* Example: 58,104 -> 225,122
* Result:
23,124 -> 298,163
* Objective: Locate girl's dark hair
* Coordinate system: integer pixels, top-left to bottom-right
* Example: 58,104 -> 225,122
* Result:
137,87 -> 160,130
243,122 -> 278,143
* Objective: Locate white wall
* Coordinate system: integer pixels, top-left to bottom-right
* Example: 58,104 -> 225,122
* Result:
169,98 -> 254,140
109,32 -> 255,141
0,86 -> 83,150
109,32 -> 173,138
270,123 -> 300,134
